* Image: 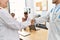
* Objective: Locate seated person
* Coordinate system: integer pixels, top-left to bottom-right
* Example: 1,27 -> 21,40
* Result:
22,12 -> 36,31
22,12 -> 29,30
22,12 -> 28,22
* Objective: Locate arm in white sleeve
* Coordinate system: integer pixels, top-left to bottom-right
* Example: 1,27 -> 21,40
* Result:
20,16 -> 32,29
35,12 -> 50,23
20,20 -> 31,29
0,10 -> 21,30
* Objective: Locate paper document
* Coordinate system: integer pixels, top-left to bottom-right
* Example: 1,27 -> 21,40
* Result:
18,31 -> 30,37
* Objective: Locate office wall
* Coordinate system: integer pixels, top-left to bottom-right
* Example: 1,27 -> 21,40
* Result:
41,0 -> 54,17
9,0 -> 25,22
25,0 -> 55,16
25,0 -> 35,14
33,0 -> 55,17
48,0 -> 55,11
9,0 -> 55,22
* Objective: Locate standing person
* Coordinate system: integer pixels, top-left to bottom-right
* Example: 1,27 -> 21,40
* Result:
0,0 -> 26,40
35,0 -> 60,40
22,12 -> 30,30
22,12 -> 28,22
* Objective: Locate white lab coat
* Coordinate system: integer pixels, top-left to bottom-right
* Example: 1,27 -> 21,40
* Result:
0,7 -> 26,40
35,4 -> 60,40
22,17 -> 31,27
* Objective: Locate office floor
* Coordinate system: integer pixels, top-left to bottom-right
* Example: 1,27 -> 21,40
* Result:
19,28 -> 48,40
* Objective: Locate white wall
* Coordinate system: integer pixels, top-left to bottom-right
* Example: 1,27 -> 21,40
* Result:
48,0 -> 55,11
33,0 -> 55,17
42,0 -> 55,17
9,0 -> 55,22
25,0 -> 35,14
9,0 -> 25,22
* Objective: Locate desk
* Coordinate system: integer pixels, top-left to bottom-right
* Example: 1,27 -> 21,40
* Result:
19,28 -> 48,40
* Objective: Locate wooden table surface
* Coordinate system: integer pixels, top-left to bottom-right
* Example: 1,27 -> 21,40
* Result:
19,28 -> 48,40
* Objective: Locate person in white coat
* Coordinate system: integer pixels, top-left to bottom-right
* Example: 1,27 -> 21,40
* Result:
35,0 -> 60,40
0,0 -> 27,40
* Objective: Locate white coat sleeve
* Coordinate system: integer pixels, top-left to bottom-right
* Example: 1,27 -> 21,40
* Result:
0,9 -> 24,30
35,12 -> 50,23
